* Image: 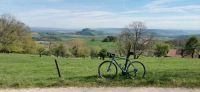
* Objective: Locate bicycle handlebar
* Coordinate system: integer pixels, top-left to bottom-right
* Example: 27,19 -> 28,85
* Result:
107,52 -> 126,59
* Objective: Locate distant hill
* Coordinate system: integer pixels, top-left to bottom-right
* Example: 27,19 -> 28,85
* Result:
75,28 -> 104,36
31,27 -> 79,33
175,34 -> 200,40
94,28 -> 200,37
31,27 -> 200,37
147,29 -> 187,37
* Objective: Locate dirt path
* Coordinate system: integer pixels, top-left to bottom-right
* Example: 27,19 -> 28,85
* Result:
0,87 -> 200,92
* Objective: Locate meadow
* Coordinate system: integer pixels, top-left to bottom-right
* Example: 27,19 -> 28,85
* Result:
0,53 -> 200,88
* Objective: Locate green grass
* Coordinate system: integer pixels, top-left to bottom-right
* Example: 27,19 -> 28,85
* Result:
0,53 -> 200,88
86,40 -> 116,50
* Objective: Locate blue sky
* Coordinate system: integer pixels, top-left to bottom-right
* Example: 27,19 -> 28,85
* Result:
0,0 -> 200,29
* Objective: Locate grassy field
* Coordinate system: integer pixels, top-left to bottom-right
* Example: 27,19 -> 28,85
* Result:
0,53 -> 200,88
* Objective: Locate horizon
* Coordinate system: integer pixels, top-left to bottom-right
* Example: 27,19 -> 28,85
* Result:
1,0 -> 200,30
31,27 -> 200,31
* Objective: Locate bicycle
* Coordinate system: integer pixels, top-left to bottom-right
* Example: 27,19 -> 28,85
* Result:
98,52 -> 146,80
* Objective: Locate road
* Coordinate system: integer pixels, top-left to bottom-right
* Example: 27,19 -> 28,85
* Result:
0,87 -> 200,92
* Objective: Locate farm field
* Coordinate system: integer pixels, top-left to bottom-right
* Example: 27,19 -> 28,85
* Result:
0,53 -> 200,88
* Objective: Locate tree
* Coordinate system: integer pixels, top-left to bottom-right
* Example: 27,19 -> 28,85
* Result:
185,36 -> 199,58
197,45 -> 200,59
0,14 -> 36,53
117,21 -> 153,59
37,46 -> 45,57
154,44 -> 170,57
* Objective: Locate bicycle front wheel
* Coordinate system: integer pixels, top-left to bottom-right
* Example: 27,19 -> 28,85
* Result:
98,61 -> 118,80
127,61 -> 146,79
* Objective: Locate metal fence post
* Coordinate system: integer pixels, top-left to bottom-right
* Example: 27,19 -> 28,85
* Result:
54,59 -> 61,78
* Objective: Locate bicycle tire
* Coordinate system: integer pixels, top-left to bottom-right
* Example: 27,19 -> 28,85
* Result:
98,61 -> 118,80
127,61 -> 146,79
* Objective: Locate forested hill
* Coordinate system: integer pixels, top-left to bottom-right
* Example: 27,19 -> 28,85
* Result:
75,28 -> 105,36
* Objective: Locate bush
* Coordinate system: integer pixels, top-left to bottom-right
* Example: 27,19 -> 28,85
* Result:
42,49 -> 52,56
98,49 -> 107,60
64,50 -> 73,58
102,36 -> 117,42
68,39 -> 90,57
154,44 -> 170,57
77,47 -> 90,57
51,43 -> 67,57
90,46 -> 101,58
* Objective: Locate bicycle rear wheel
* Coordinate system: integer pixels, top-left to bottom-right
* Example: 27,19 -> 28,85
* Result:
98,61 -> 118,79
127,61 -> 146,79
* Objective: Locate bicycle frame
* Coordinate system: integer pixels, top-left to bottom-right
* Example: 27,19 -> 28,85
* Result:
111,55 -> 130,73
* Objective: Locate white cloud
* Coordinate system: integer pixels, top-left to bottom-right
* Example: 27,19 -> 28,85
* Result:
144,0 -> 175,8
15,8 -> 200,29
124,0 -> 200,14
16,9 -> 114,18
9,0 -> 200,30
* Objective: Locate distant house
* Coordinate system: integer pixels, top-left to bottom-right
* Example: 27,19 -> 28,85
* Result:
167,49 -> 179,57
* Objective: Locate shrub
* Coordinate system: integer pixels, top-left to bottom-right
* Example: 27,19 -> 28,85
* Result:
68,39 -> 90,57
42,49 -> 52,56
77,47 -> 90,57
98,49 -> 107,60
102,36 -> 117,42
90,46 -> 101,59
154,44 -> 170,57
51,43 -> 67,57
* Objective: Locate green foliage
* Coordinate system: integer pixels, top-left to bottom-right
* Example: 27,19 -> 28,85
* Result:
90,46 -> 101,58
185,36 -> 199,50
37,45 -> 45,57
42,49 -> 52,56
102,36 -> 117,42
154,44 -> 170,57
77,46 -> 90,57
0,14 -> 36,54
184,36 -> 199,58
52,43 -> 68,57
68,39 -> 90,57
98,49 -> 107,60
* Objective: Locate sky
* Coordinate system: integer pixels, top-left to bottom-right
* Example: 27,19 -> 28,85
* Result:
0,0 -> 200,30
